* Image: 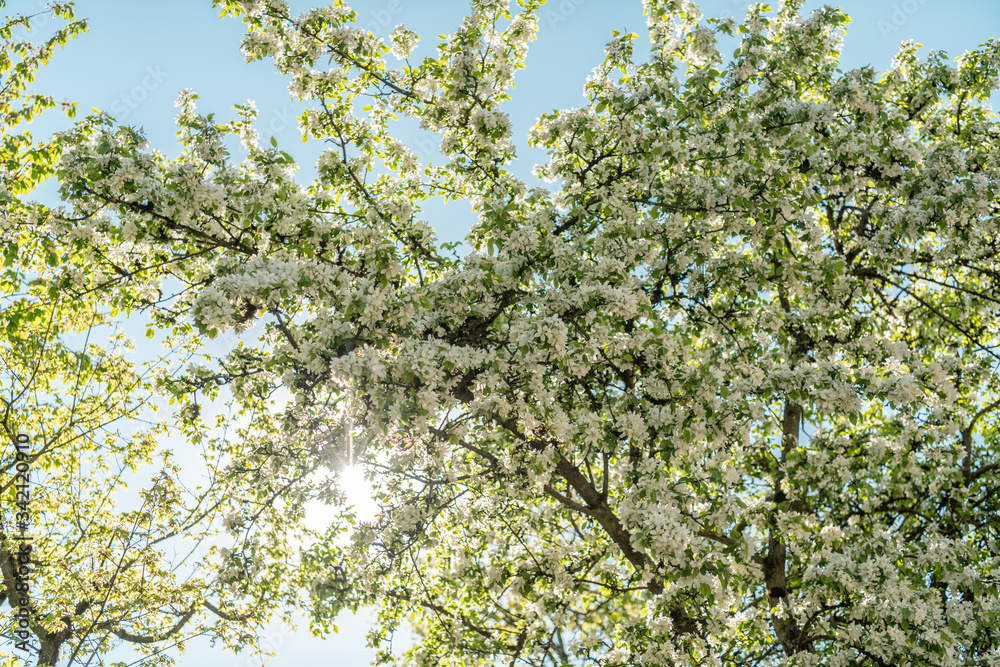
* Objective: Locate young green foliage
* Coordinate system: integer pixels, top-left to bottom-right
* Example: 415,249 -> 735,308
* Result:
1,5 -> 322,666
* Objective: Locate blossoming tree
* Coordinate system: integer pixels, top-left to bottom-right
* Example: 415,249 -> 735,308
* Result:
1,5 -> 316,665
48,0 -> 1000,664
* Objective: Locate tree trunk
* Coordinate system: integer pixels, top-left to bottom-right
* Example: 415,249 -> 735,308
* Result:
764,402 -> 811,654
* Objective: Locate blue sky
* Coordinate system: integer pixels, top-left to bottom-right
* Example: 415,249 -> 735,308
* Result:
15,0 -> 1000,664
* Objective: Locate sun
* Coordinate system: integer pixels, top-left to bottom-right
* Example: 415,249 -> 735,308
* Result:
338,464 -> 377,518
303,464 -> 379,534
